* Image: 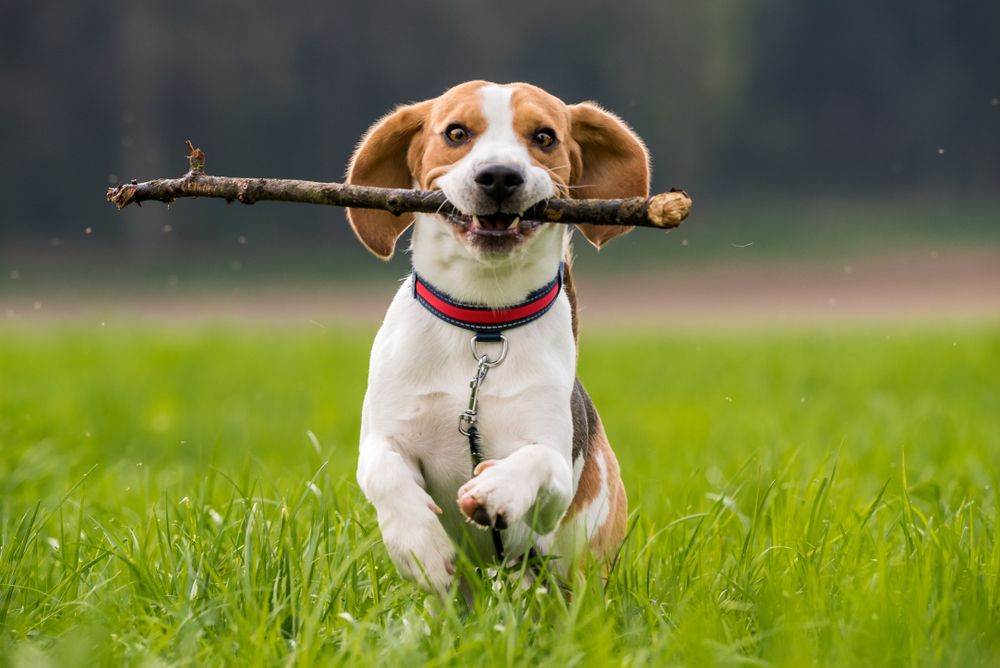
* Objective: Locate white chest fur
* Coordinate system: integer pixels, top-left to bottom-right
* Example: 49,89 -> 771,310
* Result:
360,278 -> 576,558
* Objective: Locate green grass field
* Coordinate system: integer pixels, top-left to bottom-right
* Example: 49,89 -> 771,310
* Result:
1,324 -> 998,666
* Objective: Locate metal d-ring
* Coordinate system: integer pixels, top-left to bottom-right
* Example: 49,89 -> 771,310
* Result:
470,335 -> 508,368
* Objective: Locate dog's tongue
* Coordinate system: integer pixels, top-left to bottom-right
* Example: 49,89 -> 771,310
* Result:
478,214 -> 515,231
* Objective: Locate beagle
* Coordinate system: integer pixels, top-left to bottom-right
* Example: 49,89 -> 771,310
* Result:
347,81 -> 648,595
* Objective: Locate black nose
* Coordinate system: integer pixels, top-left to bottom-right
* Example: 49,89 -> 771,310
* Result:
473,163 -> 525,203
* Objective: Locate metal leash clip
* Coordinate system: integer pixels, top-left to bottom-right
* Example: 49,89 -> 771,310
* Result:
458,335 -> 508,436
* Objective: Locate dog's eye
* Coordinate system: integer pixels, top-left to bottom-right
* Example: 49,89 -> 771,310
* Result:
532,128 -> 558,150
444,124 -> 471,146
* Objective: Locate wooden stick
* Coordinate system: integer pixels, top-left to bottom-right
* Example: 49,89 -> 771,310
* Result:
106,141 -> 692,229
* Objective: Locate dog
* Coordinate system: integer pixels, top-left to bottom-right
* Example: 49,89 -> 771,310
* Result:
346,81 -> 648,595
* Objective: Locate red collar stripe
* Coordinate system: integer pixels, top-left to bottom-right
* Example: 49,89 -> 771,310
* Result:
412,268 -> 562,333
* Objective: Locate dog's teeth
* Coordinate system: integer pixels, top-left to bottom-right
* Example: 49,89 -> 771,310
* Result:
508,216 -> 520,230
471,215 -> 481,228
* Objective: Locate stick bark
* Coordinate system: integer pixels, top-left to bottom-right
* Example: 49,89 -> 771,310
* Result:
106,142 -> 692,229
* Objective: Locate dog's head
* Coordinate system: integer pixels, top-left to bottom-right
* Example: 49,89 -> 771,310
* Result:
346,81 -> 649,260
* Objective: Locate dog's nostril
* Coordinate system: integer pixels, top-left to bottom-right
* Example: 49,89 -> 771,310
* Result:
504,172 -> 524,187
473,164 -> 525,202
474,169 -> 524,188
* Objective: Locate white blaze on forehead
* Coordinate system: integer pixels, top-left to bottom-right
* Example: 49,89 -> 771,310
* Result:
476,85 -> 522,156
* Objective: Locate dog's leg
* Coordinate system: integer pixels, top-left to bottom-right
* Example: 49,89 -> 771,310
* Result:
357,436 -> 455,595
457,444 -> 573,535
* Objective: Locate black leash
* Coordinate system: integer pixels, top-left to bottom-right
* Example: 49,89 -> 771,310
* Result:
460,337 -> 550,573
465,423 -> 506,561
458,334 -> 509,562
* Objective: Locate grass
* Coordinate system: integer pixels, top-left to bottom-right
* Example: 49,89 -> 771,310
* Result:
0,323 -> 998,666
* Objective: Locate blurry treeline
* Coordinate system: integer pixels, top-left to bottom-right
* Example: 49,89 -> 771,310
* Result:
1,0 -> 998,252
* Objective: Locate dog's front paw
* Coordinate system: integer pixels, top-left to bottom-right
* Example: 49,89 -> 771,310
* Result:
378,508 -> 455,596
457,459 -> 533,530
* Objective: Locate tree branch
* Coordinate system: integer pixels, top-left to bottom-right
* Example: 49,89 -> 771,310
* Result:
106,141 -> 692,229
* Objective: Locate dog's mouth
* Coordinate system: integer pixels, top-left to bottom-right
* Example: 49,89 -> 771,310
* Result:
446,213 -> 542,237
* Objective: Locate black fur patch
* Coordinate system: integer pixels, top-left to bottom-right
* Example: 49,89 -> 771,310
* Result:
570,377 -> 599,462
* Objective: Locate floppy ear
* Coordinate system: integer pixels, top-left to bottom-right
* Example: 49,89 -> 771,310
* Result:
568,102 -> 650,249
346,101 -> 431,260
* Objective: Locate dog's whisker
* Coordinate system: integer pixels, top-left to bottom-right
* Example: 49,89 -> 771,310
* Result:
539,163 -> 571,175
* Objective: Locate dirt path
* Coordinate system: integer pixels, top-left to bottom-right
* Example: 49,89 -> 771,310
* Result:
573,247 -> 1000,326
4,248 -> 998,327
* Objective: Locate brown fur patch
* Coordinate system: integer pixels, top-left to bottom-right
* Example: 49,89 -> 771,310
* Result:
413,81 -> 487,190
567,102 -> 650,249
345,100 -> 433,259
509,84 -> 575,197
589,438 -> 627,557
565,382 -> 628,558
564,430 -> 627,558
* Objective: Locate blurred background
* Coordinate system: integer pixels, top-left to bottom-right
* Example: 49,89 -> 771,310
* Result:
2,0 -> 998,326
